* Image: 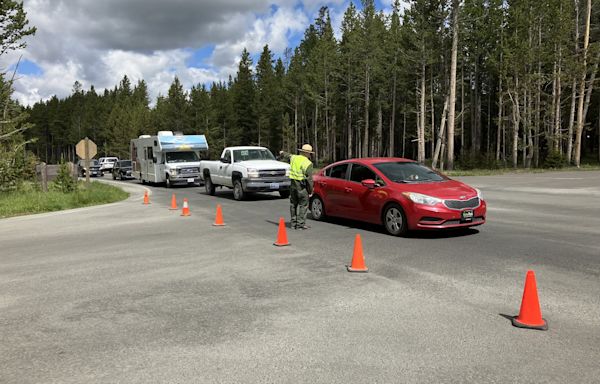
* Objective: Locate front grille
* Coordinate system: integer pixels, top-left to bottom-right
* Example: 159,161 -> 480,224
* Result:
444,197 -> 480,210
180,167 -> 199,174
258,169 -> 286,178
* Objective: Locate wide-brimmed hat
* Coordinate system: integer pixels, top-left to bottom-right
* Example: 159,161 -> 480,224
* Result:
299,144 -> 314,154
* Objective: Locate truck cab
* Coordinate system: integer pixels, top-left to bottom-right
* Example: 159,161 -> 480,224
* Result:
200,146 -> 291,200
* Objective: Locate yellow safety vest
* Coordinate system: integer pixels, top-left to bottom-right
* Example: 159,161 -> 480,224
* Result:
289,155 -> 312,181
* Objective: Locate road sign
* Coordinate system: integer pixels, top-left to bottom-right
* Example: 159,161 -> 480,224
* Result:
76,138 -> 97,159
76,138 -> 97,184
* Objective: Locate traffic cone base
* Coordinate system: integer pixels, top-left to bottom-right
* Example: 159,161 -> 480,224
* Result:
213,204 -> 225,226
511,270 -> 548,331
181,198 -> 190,217
511,316 -> 548,331
273,217 -> 290,246
169,193 -> 178,210
346,234 -> 368,273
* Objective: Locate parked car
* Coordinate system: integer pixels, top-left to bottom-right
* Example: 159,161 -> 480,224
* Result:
99,157 -> 119,174
77,159 -> 102,177
310,158 -> 486,236
112,160 -> 134,180
200,146 -> 291,200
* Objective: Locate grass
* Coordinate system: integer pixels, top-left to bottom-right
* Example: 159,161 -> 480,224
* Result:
0,181 -> 129,219
445,164 -> 600,177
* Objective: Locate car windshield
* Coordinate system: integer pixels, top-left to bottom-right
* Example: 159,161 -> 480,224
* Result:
166,152 -> 198,163
373,162 -> 446,183
119,160 -> 132,167
90,160 -> 99,166
233,149 -> 276,162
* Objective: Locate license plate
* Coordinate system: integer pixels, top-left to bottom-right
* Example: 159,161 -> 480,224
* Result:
461,209 -> 474,221
187,178 -> 194,183
269,183 -> 279,190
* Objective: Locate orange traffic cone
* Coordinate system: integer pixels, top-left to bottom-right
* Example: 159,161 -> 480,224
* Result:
180,198 -> 191,217
169,193 -> 178,210
346,234 -> 368,273
143,190 -> 150,205
511,270 -> 548,330
273,217 -> 290,246
213,204 -> 225,226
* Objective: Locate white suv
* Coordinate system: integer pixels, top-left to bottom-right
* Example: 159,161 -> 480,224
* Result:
99,157 -> 119,174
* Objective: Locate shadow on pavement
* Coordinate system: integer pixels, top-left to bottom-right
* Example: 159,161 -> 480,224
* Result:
308,213 -> 480,239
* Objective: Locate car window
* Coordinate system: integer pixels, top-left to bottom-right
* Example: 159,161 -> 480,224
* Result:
233,148 -> 275,162
327,164 -> 348,180
373,162 -> 446,183
349,163 -> 376,183
223,151 -> 231,163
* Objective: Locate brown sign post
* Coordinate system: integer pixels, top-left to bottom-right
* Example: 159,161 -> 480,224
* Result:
76,137 -> 97,184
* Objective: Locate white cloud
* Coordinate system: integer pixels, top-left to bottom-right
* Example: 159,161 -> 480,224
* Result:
3,1 -> 356,106
209,6 -> 308,73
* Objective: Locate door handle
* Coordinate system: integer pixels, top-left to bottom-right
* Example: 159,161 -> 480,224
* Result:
345,187 -> 352,193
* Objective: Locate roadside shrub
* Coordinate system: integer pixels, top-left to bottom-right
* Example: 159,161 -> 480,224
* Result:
51,162 -> 76,193
543,150 -> 565,169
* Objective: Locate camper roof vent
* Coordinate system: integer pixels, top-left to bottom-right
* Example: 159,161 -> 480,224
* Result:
139,135 -> 151,138
157,131 -> 173,136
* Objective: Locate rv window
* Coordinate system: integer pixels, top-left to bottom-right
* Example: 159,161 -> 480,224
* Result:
166,152 -> 199,163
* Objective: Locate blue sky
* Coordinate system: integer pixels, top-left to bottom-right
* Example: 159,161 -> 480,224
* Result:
3,1 -> 401,106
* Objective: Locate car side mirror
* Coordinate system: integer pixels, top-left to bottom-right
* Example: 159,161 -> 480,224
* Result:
220,157 -> 229,163
361,179 -> 377,189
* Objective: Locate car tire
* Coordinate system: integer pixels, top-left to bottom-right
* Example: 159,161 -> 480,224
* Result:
112,173 -> 116,180
165,176 -> 171,188
382,203 -> 408,236
279,190 -> 290,199
310,195 -> 326,221
205,176 -> 216,195
233,180 -> 245,201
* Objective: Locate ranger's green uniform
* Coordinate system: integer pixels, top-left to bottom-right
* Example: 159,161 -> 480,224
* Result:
284,153 -> 313,229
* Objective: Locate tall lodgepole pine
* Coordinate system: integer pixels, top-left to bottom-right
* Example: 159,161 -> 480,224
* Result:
574,0 -> 591,167
446,0 -> 459,170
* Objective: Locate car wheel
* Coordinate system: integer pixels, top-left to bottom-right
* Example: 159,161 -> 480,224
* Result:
310,195 -> 326,221
112,173 -> 116,180
279,190 -> 290,199
205,176 -> 216,195
165,176 -> 171,188
233,180 -> 245,201
383,203 -> 407,236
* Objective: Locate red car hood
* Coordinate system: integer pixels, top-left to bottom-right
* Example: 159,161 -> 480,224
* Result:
397,180 -> 478,200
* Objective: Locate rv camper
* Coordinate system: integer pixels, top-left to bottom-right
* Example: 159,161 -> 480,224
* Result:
130,131 -> 209,187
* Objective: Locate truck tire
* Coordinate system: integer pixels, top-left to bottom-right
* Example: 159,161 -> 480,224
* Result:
233,180 -> 245,201
165,175 -> 171,188
279,190 -> 290,199
205,176 -> 216,195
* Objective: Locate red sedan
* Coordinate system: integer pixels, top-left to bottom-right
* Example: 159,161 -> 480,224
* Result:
310,158 -> 486,236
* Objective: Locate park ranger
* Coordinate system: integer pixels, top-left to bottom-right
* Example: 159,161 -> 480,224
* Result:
280,144 -> 314,230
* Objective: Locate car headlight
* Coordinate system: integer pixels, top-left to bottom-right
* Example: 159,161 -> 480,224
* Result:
402,192 -> 443,206
285,168 -> 290,177
247,168 -> 259,178
170,169 -> 177,176
475,188 -> 483,200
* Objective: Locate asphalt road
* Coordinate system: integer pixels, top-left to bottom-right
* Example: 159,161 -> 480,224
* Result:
1,171 -> 599,383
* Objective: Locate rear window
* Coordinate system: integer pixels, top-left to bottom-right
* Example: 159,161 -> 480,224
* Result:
325,164 -> 348,179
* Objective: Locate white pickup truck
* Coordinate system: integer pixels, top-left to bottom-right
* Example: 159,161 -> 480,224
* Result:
200,146 -> 291,200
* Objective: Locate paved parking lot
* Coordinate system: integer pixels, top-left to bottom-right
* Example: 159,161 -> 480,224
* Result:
1,171 -> 599,383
